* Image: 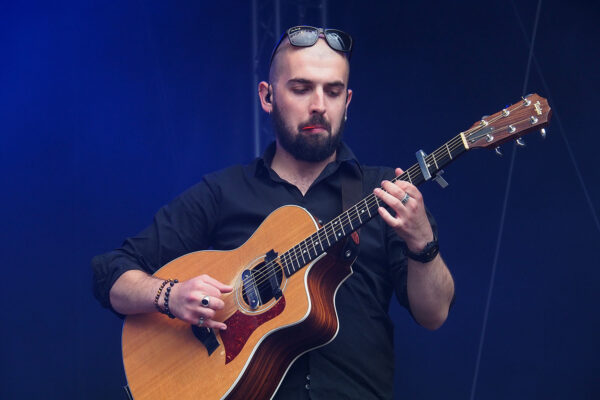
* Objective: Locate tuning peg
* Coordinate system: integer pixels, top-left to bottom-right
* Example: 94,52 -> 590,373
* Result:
516,138 -> 526,147
495,147 -> 503,157
540,128 -> 547,139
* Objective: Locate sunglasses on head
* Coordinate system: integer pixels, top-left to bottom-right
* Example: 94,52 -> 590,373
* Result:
269,26 -> 353,67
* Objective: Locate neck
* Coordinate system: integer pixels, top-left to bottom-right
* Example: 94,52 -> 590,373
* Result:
270,141 -> 336,196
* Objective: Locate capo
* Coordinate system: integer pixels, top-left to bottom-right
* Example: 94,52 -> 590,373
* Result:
415,149 -> 449,188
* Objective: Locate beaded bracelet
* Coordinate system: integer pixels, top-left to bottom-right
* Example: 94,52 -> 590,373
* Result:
163,279 -> 179,319
153,279 -> 171,313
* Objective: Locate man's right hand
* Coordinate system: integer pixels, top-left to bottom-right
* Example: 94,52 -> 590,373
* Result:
167,275 -> 233,330
109,270 -> 232,330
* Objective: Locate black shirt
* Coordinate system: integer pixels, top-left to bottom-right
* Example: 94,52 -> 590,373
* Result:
92,142 -> 437,399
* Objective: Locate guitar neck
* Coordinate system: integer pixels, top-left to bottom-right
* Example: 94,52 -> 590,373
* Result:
280,133 -> 469,278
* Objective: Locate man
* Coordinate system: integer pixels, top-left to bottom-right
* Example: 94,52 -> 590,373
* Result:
93,26 -> 454,399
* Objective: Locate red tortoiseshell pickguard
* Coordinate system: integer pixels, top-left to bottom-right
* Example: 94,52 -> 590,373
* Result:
220,296 -> 286,364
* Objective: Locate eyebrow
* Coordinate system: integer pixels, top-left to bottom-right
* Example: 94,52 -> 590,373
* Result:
287,78 -> 346,88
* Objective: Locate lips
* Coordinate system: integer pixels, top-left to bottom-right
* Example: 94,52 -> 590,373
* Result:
301,125 -> 326,131
299,115 -> 331,133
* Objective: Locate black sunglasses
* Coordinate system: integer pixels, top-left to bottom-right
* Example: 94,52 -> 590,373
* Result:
269,26 -> 353,67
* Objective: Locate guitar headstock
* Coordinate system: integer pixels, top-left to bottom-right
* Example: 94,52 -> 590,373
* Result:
464,93 -> 552,150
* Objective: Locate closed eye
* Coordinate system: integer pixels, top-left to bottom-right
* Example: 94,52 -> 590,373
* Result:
325,83 -> 345,97
291,87 -> 310,94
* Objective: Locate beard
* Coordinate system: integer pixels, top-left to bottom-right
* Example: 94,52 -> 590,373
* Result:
271,100 -> 345,162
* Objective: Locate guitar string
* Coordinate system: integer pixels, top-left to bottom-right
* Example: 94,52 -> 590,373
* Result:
238,138 -> 465,297
238,104 -> 537,297
241,134 -> 468,293
239,115 -> 518,297
265,104 -> 541,285
239,112 -> 527,297
238,136 -> 463,297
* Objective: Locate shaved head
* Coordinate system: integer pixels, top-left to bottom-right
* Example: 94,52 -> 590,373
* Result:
269,38 -> 350,84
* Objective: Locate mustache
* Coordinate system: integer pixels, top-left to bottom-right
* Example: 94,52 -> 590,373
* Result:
298,114 -> 331,132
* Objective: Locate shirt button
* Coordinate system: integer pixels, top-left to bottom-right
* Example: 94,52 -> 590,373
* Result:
306,374 -> 311,381
305,383 -> 310,390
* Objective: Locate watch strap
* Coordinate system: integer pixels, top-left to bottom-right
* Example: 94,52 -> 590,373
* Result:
405,239 -> 439,263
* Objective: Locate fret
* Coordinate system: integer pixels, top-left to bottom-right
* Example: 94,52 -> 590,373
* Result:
300,242 -> 312,264
346,210 -> 354,230
309,236 -> 317,255
431,152 -> 439,170
303,240 -> 315,260
333,218 -> 345,236
291,253 -> 299,271
365,198 -> 372,217
288,256 -> 296,275
355,204 -> 363,224
300,244 -> 309,264
315,231 -> 325,251
303,243 -> 310,261
329,221 -> 340,242
445,142 -> 453,159
291,252 -> 301,272
282,257 -> 291,276
302,242 -> 311,261
282,252 -> 291,275
405,169 -> 413,184
322,226 -> 331,247
279,253 -> 290,273
293,246 -> 300,265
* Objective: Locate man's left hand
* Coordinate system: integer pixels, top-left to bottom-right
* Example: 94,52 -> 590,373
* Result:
374,167 -> 434,253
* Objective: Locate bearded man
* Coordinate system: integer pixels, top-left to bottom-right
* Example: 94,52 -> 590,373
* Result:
93,26 -> 454,399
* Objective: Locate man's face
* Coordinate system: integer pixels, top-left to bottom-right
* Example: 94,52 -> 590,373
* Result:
269,38 -> 352,162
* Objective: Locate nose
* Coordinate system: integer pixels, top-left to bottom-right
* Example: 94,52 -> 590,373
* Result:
309,87 -> 326,114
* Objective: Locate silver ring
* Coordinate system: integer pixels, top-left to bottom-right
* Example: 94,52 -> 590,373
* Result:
201,295 -> 210,308
401,192 -> 410,205
197,316 -> 205,326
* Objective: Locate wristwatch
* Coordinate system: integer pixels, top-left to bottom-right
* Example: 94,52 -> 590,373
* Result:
406,237 -> 439,263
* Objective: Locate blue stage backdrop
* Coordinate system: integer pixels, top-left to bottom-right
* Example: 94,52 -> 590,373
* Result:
1,1 -> 599,399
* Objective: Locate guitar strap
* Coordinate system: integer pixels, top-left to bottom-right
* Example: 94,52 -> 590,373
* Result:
340,162 -> 362,262
340,162 -> 363,214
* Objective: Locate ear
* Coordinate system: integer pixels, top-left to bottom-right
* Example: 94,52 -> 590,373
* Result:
258,81 -> 272,113
344,88 -> 353,115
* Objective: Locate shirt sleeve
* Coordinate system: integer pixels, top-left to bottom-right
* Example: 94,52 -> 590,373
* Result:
386,208 -> 438,310
91,176 -> 221,313
376,161 -> 439,311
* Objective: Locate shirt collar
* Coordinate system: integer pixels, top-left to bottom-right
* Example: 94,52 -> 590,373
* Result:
255,141 -> 362,178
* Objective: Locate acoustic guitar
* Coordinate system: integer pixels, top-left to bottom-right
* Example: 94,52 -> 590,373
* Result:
121,94 -> 551,399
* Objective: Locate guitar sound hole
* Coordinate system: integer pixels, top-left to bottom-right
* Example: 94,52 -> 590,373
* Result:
242,261 -> 283,307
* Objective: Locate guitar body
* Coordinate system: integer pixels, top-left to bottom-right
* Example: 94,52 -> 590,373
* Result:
122,205 -> 358,399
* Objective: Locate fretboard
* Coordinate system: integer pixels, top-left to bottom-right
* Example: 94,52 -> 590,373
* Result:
280,133 -> 468,278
